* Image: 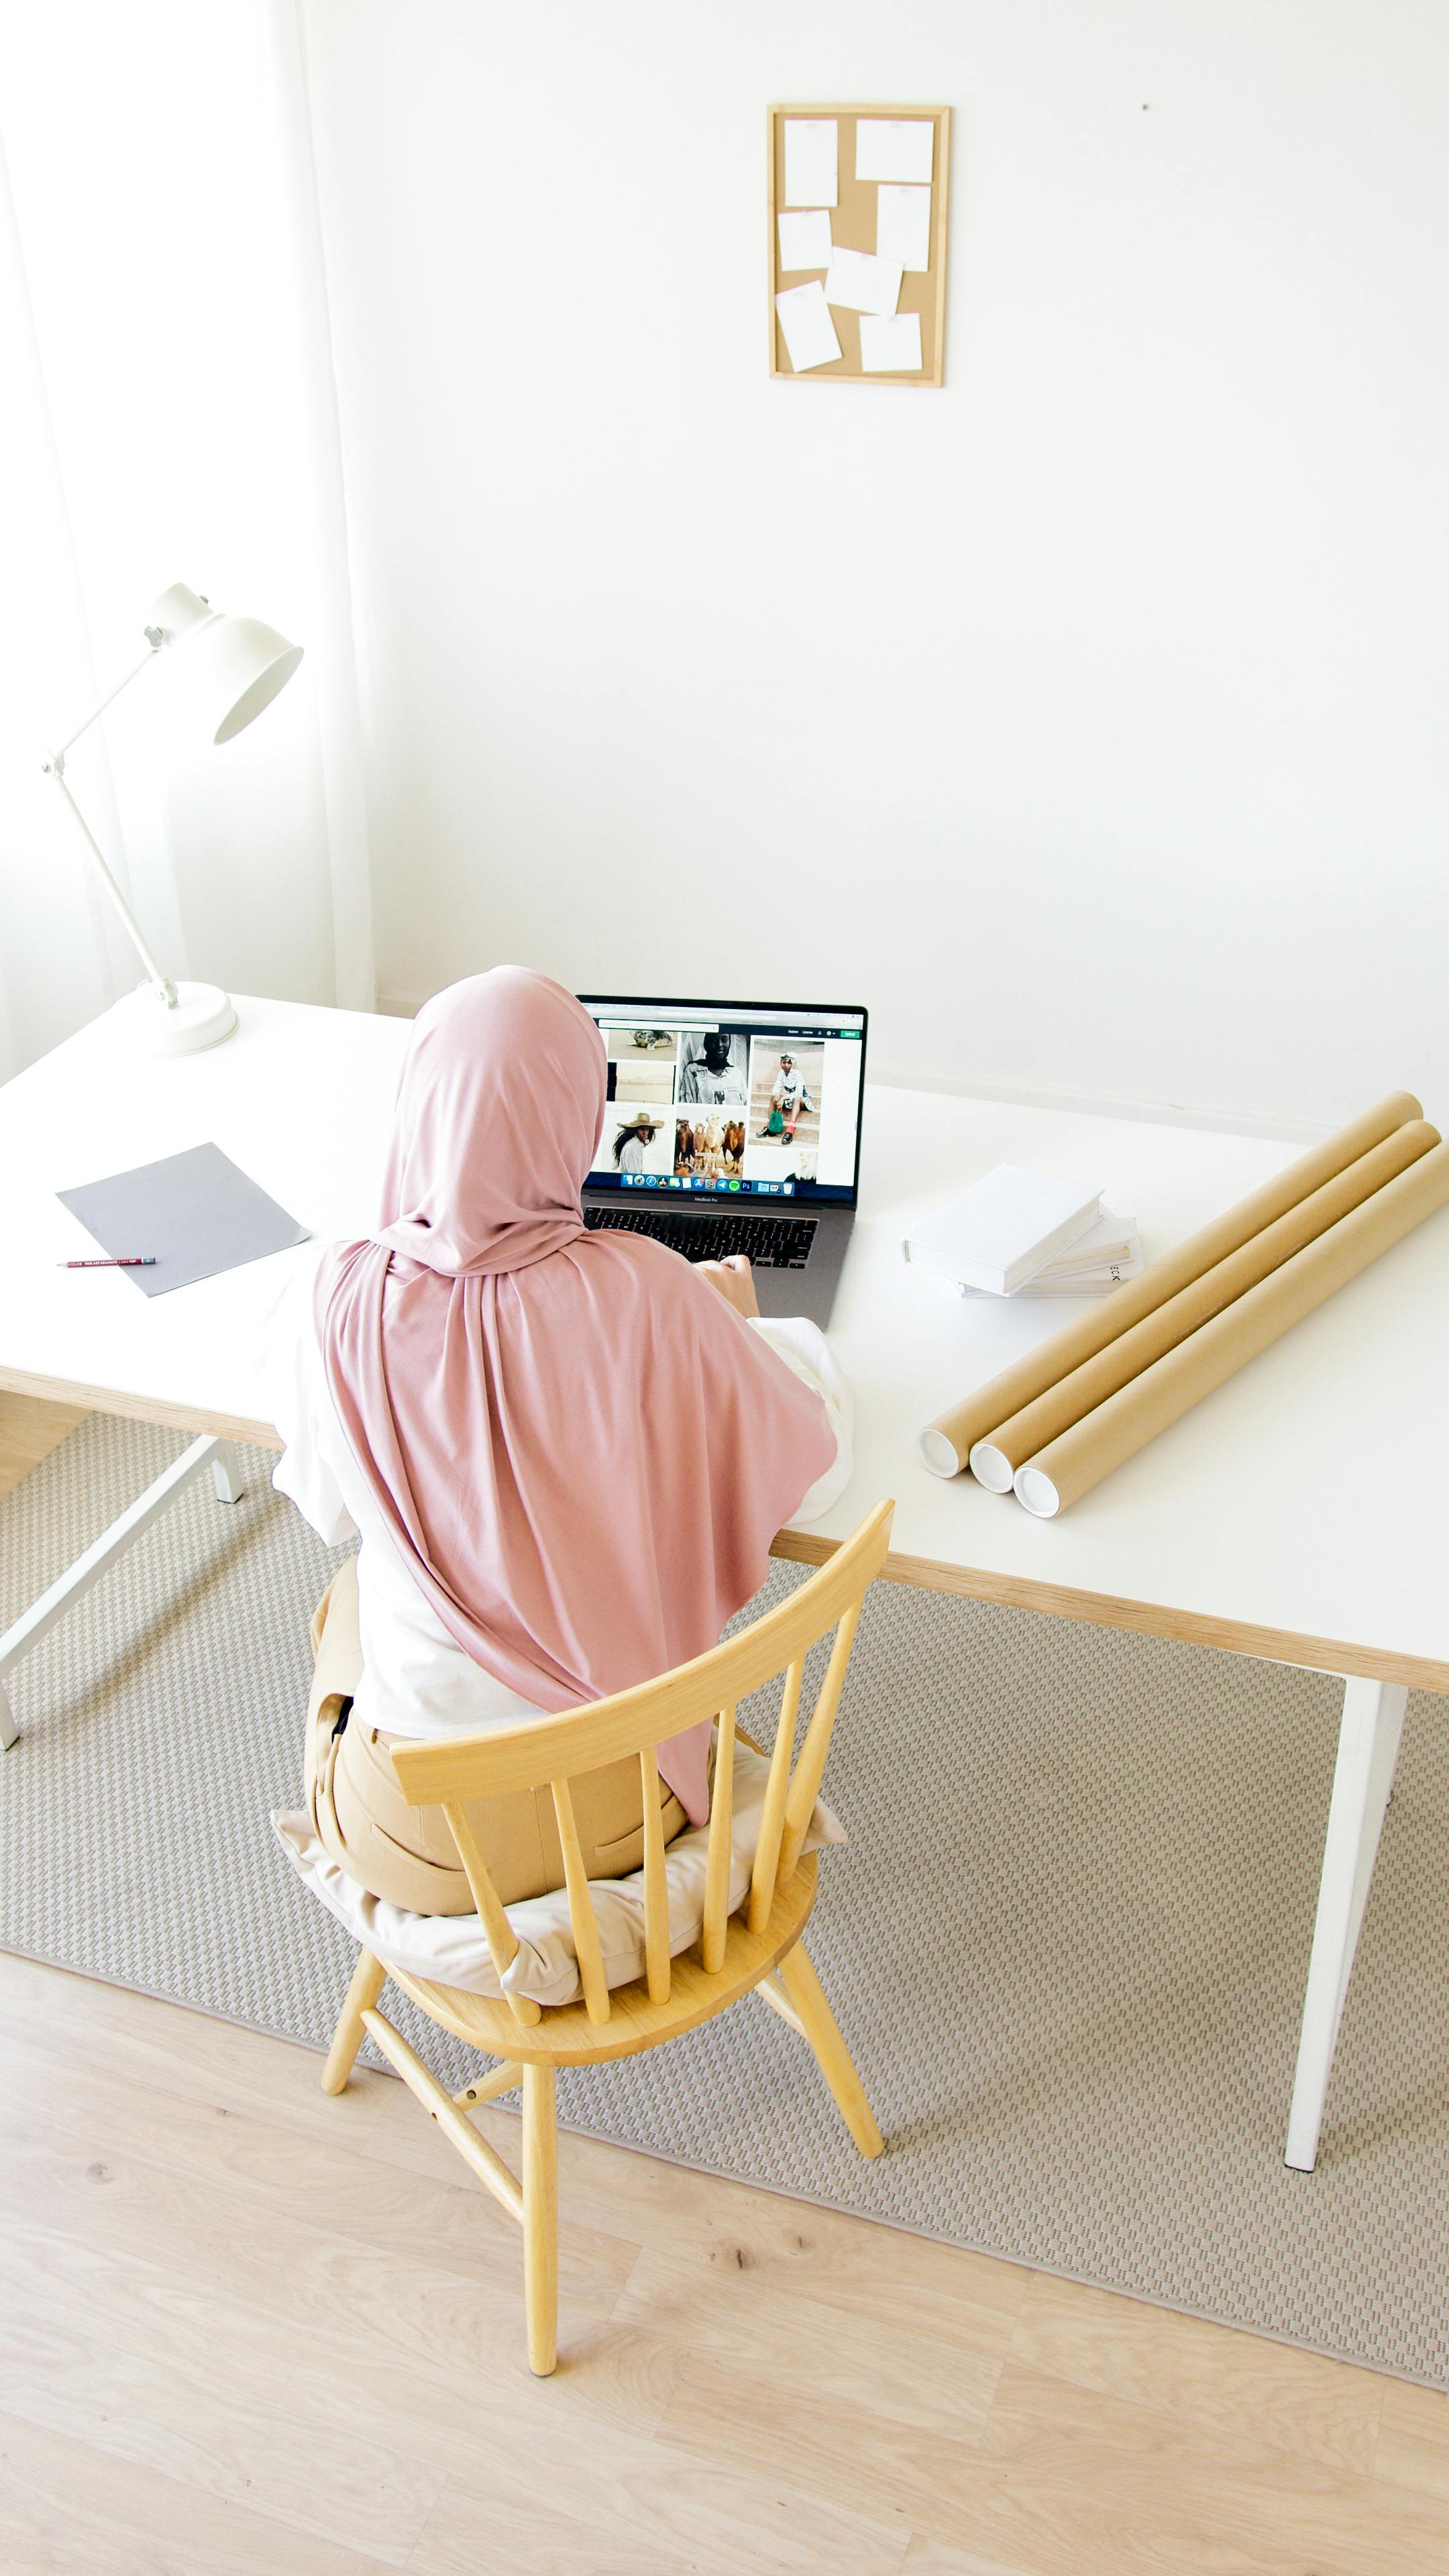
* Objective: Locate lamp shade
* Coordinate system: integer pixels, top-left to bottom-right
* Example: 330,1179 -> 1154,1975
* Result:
144,582 -> 304,745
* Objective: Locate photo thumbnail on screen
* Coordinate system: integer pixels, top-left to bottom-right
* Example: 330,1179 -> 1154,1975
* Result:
678,1029 -> 748,1108
748,1042 -> 824,1154
675,1113 -> 746,1181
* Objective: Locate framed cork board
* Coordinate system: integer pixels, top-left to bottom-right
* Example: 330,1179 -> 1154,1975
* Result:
768,103 -> 951,386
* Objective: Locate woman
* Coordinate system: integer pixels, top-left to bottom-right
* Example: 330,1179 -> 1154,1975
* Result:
265,968 -> 853,1916
612,1106 -> 663,1171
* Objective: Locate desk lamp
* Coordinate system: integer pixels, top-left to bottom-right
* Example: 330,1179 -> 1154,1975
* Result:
42,582 -> 303,1055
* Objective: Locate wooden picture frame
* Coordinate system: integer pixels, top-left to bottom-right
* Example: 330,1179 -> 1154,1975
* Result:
768,103 -> 951,387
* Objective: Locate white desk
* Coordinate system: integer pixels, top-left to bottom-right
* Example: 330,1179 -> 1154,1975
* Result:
4,996 -> 1446,2170
0,997 -> 403,1440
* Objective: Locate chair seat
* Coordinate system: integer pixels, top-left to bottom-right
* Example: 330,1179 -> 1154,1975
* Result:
386,1853 -> 819,2067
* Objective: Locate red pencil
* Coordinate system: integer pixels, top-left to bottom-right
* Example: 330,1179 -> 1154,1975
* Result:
57,1256 -> 157,1269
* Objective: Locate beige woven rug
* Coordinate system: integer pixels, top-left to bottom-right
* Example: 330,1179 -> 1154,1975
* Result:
2,1417 -> 1445,2386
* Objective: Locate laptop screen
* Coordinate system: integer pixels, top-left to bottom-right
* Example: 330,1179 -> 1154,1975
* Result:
577,996 -> 867,1206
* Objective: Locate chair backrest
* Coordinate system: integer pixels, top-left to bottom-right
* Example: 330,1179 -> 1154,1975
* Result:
388,1500 -> 895,2029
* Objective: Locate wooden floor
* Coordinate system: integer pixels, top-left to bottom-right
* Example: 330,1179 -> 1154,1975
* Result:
3,1394 -> 1448,2575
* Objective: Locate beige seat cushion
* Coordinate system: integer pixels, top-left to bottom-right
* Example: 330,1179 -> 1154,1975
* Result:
273,1735 -> 844,2010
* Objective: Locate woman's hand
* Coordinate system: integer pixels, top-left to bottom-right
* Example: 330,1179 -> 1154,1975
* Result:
697,1254 -> 760,1320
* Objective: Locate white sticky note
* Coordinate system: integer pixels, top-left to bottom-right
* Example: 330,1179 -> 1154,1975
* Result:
859,311 -> 923,373
774,280 -> 843,372
855,118 -> 934,184
784,118 -> 838,208
822,246 -> 902,317
875,182 -> 932,273
777,209 -> 833,271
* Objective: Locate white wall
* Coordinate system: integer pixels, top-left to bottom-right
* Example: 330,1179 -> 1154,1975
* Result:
305,0 -> 1449,1128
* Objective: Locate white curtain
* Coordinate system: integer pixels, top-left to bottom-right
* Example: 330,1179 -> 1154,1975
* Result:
0,0 -> 374,1083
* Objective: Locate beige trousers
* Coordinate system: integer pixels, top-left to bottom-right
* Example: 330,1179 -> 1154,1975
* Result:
305,1558 -> 688,1913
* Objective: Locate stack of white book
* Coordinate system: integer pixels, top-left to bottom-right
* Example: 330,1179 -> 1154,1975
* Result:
902,1166 -> 1144,1300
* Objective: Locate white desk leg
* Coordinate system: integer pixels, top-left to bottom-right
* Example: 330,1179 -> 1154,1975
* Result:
1285,1675 -> 1407,2173
209,1441 -> 244,1505
0,1434 -> 237,1748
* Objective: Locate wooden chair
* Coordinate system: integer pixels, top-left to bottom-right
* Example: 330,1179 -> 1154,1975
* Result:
320,1498 -> 894,2375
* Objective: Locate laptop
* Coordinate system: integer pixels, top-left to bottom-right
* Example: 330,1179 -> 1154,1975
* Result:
577,993 -> 867,1326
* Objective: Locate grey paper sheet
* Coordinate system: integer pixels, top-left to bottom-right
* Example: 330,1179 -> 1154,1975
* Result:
57,1142 -> 309,1297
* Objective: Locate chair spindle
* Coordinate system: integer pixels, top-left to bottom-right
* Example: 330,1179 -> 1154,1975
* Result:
443,1802 -> 543,2027
747,1655 -> 804,1935
639,1746 -> 672,2003
551,1776 -> 611,2023
700,1701 -> 737,1972
779,1603 -> 861,1882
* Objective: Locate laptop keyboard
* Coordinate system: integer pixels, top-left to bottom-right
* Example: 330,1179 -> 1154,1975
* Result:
584,1206 -> 818,1269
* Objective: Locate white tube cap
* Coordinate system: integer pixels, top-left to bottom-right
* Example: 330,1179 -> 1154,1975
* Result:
967,1440 -> 1015,1493
1014,1465 -> 1062,1519
918,1427 -> 963,1479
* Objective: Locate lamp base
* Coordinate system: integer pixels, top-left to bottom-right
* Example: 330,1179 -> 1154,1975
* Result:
109,979 -> 238,1057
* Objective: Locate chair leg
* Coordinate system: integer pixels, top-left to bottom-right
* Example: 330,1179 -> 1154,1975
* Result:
775,1940 -> 883,2159
522,2062 -> 559,2376
321,1949 -> 386,2095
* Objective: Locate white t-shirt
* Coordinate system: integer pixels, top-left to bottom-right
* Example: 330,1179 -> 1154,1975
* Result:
680,1059 -> 746,1107
260,1267 -> 854,1744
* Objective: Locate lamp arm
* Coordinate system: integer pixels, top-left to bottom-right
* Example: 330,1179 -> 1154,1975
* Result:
46,762 -> 178,1006
50,643 -> 160,763
42,644 -> 178,1010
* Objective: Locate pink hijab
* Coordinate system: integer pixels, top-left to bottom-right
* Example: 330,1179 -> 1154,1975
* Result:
313,968 -> 836,1823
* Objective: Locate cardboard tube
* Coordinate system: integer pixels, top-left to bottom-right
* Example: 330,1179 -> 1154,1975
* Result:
969,1121 -> 1439,1489
1014,1139 -> 1449,1519
916,1090 -> 1423,1479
